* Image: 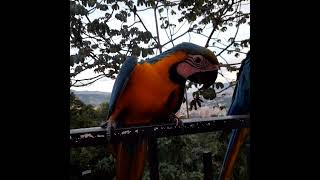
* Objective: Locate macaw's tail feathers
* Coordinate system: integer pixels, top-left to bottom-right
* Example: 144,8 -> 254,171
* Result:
115,138 -> 148,180
218,128 -> 249,180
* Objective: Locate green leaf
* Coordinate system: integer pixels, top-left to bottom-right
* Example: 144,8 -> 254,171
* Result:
88,0 -> 97,7
142,48 -> 148,57
75,66 -> 83,73
70,56 -> 75,66
99,4 -> 108,11
115,13 -> 126,22
111,3 -> 119,10
196,100 -> 201,107
137,0 -> 145,6
147,48 -> 154,55
178,17 -> 184,23
215,82 -> 224,89
228,37 -> 234,42
200,88 -> 216,100
196,28 -> 203,34
91,44 -> 98,49
221,26 -> 227,32
71,4 -> 88,15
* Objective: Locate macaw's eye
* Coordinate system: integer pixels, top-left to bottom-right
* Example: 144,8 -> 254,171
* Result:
195,57 -> 201,63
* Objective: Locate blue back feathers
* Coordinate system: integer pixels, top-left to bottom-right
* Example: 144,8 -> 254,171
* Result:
219,53 -> 250,179
107,56 -> 137,119
228,54 -> 250,115
146,42 -> 216,64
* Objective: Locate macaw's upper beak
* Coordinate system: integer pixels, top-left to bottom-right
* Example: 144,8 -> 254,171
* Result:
188,69 -> 218,90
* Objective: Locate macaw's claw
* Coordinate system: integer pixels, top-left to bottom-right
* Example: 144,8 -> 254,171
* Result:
169,113 -> 184,127
101,121 -> 113,141
100,121 -> 108,128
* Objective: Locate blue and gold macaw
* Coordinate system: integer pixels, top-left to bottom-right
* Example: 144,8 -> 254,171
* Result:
102,42 -> 220,180
218,52 -> 250,180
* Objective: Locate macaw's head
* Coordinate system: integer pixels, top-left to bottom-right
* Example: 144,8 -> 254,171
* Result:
173,42 -> 219,89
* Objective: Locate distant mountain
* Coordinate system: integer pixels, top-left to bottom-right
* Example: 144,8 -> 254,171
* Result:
71,90 -> 111,106
71,83 -> 234,108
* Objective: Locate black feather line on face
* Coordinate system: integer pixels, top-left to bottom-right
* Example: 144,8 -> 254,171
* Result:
185,59 -> 199,68
169,63 -> 187,85
185,55 -> 207,69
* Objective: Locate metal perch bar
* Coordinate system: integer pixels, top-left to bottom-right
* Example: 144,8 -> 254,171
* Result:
70,115 -> 250,147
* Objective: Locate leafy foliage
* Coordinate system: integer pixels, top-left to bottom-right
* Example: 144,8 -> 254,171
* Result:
190,91 -> 203,110
70,92 -> 101,128
70,0 -> 250,178
142,133 -> 249,180
200,87 -> 217,100
70,0 -> 250,89
70,95 -> 248,180
70,93 -> 115,180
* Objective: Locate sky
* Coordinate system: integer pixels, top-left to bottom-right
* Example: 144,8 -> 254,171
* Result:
70,1 -> 250,92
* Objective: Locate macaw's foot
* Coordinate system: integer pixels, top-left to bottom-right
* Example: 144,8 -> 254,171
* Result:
101,121 -> 114,141
168,113 -> 184,127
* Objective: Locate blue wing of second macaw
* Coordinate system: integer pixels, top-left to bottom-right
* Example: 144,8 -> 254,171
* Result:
218,53 -> 250,180
106,56 -> 137,120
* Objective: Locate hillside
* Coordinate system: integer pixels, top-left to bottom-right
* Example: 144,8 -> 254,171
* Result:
71,83 -> 234,109
71,90 -> 111,106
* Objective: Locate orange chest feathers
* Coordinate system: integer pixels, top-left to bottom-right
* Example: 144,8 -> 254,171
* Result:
115,62 -> 184,126
111,51 -> 188,126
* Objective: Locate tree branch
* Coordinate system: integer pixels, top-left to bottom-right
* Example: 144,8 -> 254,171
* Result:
162,28 -> 193,47
72,76 -> 105,87
128,20 -> 140,28
216,84 -> 236,94
216,24 -> 240,56
204,23 -> 219,48
222,0 -> 243,18
219,62 -> 241,67
136,1 -> 179,12
85,14 -> 92,23
205,0 -> 239,48
160,9 -> 174,47
184,87 -> 189,118
173,19 -> 187,36
87,0 -> 104,14
218,71 -> 234,85
154,1 -> 162,53
218,54 -> 230,64
209,45 -> 248,55
204,2 -> 229,47
167,8 -> 174,47
72,74 -> 105,82
127,5 -> 159,45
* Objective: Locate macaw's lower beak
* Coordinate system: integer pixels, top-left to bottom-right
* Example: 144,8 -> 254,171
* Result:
188,69 -> 218,90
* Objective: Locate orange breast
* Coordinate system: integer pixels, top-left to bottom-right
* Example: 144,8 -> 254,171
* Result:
114,51 -> 187,126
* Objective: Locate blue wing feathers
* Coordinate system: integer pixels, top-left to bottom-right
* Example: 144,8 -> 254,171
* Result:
228,56 -> 250,115
107,56 -> 137,119
146,42 -> 213,64
219,54 -> 250,179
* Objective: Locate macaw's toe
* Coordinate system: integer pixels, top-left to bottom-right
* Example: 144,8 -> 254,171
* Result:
102,121 -> 114,141
169,113 -> 184,127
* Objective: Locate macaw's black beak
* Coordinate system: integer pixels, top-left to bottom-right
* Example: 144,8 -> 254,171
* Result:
188,69 -> 218,90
